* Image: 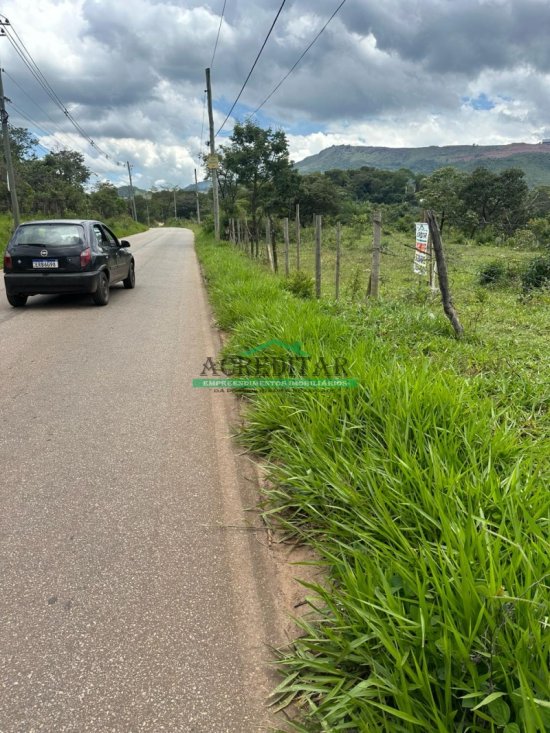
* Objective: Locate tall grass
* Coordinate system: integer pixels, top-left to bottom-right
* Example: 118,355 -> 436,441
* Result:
195,231 -> 550,732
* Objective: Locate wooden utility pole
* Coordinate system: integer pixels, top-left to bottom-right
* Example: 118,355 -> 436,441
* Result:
369,210 -> 381,299
194,168 -> 201,224
126,161 -> 137,221
315,214 -> 322,298
295,204 -> 301,271
205,67 -> 220,240
426,210 -> 463,337
335,222 -> 341,300
0,67 -> 20,227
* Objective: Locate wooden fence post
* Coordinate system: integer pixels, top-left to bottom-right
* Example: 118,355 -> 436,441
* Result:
335,222 -> 341,300
295,204 -> 301,271
369,210 -> 381,299
315,214 -> 322,298
283,217 -> 290,276
426,210 -> 463,337
265,219 -> 274,270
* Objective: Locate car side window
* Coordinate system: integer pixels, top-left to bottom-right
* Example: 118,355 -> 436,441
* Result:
93,226 -> 104,246
102,226 -> 117,246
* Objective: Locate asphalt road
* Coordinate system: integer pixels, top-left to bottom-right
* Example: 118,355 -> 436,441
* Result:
0,228 -> 284,732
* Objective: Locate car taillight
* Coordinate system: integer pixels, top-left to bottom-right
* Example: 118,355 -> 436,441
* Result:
80,247 -> 92,268
3,251 -> 12,270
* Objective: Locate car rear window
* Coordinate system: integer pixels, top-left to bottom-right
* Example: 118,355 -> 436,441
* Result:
15,224 -> 85,246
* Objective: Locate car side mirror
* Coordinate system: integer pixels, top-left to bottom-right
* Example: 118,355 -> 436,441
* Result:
119,240 -> 131,248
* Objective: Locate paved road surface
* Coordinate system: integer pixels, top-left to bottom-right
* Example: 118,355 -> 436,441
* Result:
0,228 -> 284,732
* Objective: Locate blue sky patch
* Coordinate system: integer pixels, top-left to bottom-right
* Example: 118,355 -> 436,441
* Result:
462,93 -> 496,111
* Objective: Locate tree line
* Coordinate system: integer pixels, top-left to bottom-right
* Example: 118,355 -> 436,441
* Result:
213,121 -> 550,248
3,122 -> 550,250
0,126 -> 209,224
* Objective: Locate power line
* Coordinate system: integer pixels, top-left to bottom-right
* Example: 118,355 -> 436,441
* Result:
8,101 -> 103,178
215,0 -> 287,137
210,0 -> 227,68
249,0 -> 347,118
0,16 -> 124,166
3,69 -> 107,162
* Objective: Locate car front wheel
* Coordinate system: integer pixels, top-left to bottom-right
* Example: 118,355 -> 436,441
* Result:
123,261 -> 135,289
6,292 -> 28,307
92,272 -> 109,306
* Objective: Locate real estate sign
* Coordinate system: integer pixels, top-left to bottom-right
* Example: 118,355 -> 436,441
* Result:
414,223 -> 429,274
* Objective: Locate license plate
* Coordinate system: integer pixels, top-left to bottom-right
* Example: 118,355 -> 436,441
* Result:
32,259 -> 59,269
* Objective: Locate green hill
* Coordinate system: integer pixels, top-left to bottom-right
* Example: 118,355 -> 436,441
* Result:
294,143 -> 550,186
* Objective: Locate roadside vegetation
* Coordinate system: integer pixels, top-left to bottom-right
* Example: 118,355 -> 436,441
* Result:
194,121 -> 549,732
196,227 -> 549,732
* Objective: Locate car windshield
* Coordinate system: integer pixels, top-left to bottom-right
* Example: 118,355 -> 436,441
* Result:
15,224 -> 84,246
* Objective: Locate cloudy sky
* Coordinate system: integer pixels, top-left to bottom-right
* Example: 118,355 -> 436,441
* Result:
1,0 -> 549,190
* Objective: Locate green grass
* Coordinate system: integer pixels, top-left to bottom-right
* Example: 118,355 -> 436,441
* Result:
195,227 -> 549,732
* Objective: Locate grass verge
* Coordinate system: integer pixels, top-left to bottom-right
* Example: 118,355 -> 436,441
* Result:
195,228 -> 549,732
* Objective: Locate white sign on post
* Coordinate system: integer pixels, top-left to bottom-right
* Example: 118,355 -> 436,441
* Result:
414,223 -> 429,275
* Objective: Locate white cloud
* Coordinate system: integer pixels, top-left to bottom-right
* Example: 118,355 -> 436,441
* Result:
1,0 -> 549,189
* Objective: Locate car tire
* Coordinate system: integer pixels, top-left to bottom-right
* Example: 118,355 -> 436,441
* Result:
92,272 -> 109,306
6,292 -> 28,307
123,261 -> 135,289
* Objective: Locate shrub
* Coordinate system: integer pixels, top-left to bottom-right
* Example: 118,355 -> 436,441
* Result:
284,270 -> 314,299
521,255 -> 550,291
478,260 -> 518,287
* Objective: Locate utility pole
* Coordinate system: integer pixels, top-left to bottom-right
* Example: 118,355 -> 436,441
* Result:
0,65 -> 20,228
205,67 -> 220,240
173,187 -> 177,219
126,160 -> 137,221
194,168 -> 201,224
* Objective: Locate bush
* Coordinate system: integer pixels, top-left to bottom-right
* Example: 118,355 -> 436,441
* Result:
283,270 -> 314,299
478,259 -> 519,287
527,217 -> 550,249
521,255 -> 550,291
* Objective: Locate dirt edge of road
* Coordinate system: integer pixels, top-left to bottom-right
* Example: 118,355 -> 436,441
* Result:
196,262 -> 323,730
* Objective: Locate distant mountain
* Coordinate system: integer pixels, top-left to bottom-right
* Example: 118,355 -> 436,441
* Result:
184,180 -> 211,192
117,185 -> 150,199
294,142 -> 550,187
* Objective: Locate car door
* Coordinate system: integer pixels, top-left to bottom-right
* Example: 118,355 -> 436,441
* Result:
101,225 -> 127,281
92,224 -> 118,279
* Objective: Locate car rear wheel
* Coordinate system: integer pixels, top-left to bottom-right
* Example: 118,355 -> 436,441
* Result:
6,292 -> 28,308
123,261 -> 135,289
92,272 -> 109,306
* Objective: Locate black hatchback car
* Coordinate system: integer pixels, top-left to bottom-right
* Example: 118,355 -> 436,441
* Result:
3,219 -> 135,307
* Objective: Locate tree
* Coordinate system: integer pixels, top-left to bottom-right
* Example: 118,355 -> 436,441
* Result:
89,182 -> 126,219
219,121 -> 298,244
349,166 -> 415,205
459,167 -> 529,236
21,149 -> 90,215
297,172 -> 342,221
419,167 -> 466,233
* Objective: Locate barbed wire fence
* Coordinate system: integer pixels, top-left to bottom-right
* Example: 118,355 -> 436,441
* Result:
223,206 -> 542,334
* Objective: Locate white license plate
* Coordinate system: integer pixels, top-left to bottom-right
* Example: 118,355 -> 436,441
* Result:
32,259 -> 59,269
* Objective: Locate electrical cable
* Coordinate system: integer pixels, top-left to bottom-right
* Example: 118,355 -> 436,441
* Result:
215,0 -> 287,137
1,17 -> 124,166
8,101 -> 103,178
3,69 -> 107,163
249,0 -> 347,118
210,0 -> 227,68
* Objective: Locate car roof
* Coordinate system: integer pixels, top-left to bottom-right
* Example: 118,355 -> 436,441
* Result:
18,220 -> 100,226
